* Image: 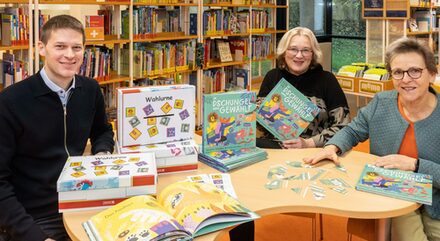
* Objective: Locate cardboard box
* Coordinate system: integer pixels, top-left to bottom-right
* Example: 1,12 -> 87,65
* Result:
357,78 -> 394,96
119,139 -> 199,174
336,75 -> 357,92
57,153 -> 157,212
117,85 -> 195,147
85,15 -> 104,41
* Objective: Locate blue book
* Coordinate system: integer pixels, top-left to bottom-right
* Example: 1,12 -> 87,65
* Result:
355,164 -> 432,205
256,78 -> 320,141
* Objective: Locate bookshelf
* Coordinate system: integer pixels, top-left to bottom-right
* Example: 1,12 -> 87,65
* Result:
363,0 -> 440,64
0,0 -> 288,127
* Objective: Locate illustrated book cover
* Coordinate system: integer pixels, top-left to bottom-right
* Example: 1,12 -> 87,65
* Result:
202,90 -> 257,153
57,153 -> 157,212
256,78 -> 320,141
117,84 -> 195,147
83,181 -> 258,241
355,164 -> 432,205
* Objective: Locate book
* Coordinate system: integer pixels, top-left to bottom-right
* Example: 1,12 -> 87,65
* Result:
56,153 -> 157,212
202,91 -> 257,153
217,40 -> 233,62
199,147 -> 268,173
256,78 -> 320,141
83,181 -> 259,241
355,164 -> 433,205
117,84 -> 195,147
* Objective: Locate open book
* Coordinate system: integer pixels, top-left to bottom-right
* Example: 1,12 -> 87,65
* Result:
83,181 -> 258,241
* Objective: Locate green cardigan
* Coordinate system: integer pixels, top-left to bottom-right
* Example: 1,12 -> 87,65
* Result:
327,89 -> 440,220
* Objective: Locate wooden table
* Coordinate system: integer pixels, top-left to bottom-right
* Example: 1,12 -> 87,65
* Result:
63,148 -> 419,241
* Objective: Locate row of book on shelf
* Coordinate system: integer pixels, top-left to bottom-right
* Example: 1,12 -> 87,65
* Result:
407,10 -> 439,33
55,80 -> 433,240
0,5 -> 276,46
337,62 -> 390,81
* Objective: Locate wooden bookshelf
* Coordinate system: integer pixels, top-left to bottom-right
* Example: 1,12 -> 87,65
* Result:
40,0 -> 129,4
0,0 -> 288,126
0,45 -> 29,51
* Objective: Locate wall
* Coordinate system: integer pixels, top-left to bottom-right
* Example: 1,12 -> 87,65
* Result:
319,42 -> 331,72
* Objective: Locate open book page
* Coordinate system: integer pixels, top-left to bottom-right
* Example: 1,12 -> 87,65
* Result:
157,181 -> 257,236
83,195 -> 190,241
187,173 -> 238,198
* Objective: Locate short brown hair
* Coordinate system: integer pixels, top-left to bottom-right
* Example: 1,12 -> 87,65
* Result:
385,37 -> 438,75
276,27 -> 322,69
40,15 -> 85,45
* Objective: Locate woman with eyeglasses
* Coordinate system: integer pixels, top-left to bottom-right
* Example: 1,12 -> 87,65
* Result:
304,37 -> 440,241
257,26 -> 350,149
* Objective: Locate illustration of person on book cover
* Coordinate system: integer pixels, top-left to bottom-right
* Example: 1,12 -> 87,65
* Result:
206,112 -> 235,145
361,171 -> 398,188
259,94 -> 290,122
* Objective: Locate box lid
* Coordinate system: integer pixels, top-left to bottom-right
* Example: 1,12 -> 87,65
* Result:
119,139 -> 199,158
57,153 -> 157,192
117,84 -> 195,147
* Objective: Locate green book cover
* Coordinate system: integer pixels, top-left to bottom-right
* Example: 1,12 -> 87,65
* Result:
202,91 -> 257,153
256,78 -> 320,141
355,164 -> 432,205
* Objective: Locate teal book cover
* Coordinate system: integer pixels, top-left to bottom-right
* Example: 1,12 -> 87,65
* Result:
202,91 -> 257,153
199,147 -> 267,172
355,164 -> 432,205
256,78 -> 320,141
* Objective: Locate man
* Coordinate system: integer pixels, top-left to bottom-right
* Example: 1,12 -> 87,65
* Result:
0,15 -> 114,241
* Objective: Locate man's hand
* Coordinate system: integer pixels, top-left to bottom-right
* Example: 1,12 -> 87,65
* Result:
303,145 -> 340,165
281,138 -> 315,149
374,154 -> 418,171
45,239 -> 55,241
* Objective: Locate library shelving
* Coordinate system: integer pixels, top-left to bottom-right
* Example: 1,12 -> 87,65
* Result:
0,0 -> 288,128
363,0 -> 440,64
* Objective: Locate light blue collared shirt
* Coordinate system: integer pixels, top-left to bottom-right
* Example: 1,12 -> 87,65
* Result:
40,67 -> 76,107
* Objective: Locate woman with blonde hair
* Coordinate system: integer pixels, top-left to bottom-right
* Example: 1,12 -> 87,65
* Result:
257,27 -> 350,149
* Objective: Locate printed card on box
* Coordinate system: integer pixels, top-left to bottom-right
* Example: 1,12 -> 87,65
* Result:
56,153 -> 157,212
117,85 -> 195,147
119,139 -> 199,174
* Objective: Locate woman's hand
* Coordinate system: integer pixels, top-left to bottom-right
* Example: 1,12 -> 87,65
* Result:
374,154 -> 418,171
281,138 -> 315,149
303,145 -> 340,165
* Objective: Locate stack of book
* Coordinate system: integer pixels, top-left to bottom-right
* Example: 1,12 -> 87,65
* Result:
117,84 -> 199,174
56,153 -> 157,212
199,91 -> 267,172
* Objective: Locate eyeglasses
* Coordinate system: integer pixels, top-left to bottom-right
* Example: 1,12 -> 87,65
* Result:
391,67 -> 425,80
286,48 -> 313,57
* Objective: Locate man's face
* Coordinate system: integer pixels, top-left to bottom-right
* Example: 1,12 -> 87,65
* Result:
38,28 -> 84,86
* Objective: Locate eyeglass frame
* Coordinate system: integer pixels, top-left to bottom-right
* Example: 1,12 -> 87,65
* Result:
390,67 -> 426,80
286,47 -> 313,57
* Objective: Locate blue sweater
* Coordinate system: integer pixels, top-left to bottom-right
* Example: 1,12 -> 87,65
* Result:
328,90 -> 440,220
0,73 -> 114,240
